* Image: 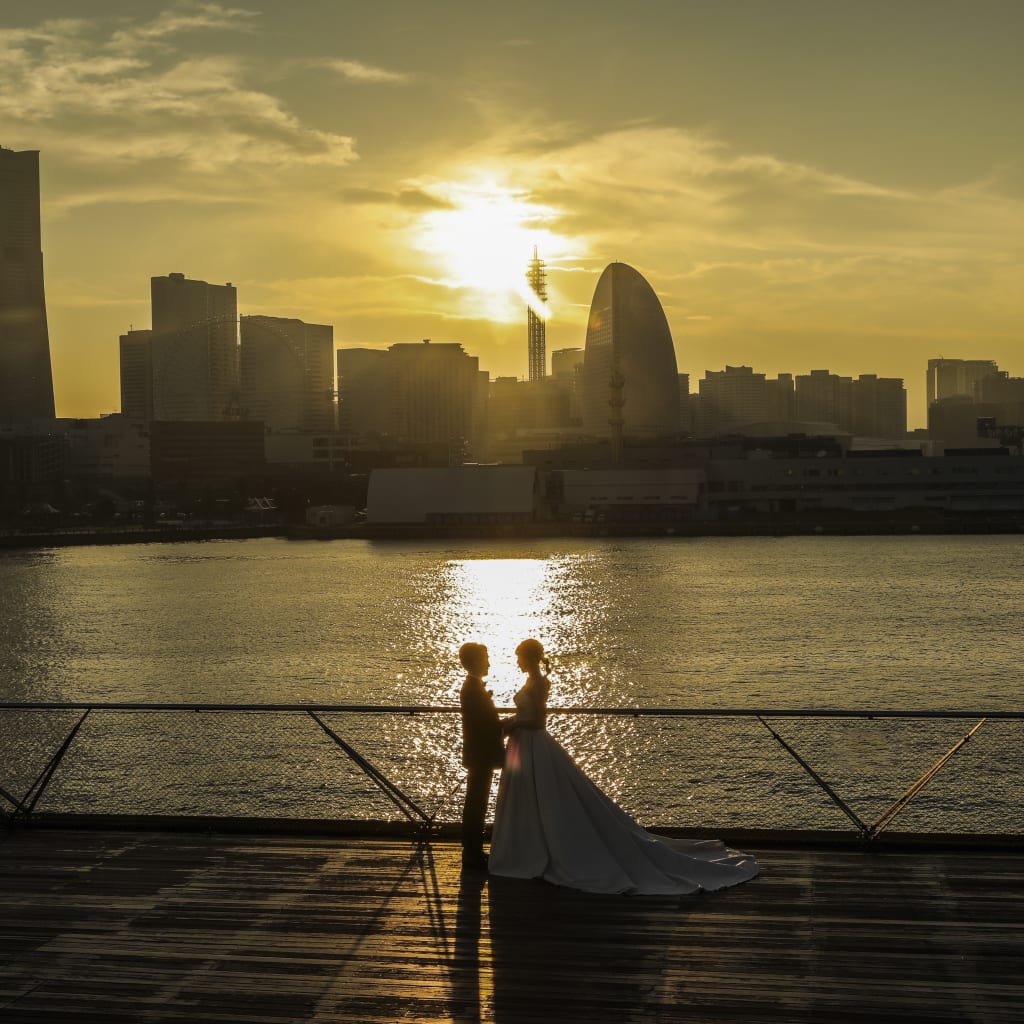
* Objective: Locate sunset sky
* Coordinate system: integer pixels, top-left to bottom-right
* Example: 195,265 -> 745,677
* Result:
3,0 -> 1022,427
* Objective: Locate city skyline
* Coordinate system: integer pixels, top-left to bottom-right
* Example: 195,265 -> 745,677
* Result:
2,1 -> 1023,428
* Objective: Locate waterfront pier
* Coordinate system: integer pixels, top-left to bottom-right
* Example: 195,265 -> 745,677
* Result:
1,824 -> 1022,1023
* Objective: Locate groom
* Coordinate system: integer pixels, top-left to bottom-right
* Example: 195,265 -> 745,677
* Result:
458,642 -> 505,871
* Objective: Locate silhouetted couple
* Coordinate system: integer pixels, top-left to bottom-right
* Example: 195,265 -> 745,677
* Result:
458,638 -> 759,895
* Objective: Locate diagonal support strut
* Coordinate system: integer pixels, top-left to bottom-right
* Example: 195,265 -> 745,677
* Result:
307,711 -> 433,827
868,718 -> 987,839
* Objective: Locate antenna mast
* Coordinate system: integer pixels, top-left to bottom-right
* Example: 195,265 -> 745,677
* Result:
526,246 -> 547,382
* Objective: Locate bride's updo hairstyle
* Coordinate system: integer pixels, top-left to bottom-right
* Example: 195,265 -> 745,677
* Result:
516,638 -> 550,674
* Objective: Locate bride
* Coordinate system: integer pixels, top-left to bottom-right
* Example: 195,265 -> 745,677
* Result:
488,638 -> 759,896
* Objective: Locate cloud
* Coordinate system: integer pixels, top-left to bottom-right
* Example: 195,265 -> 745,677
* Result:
325,58 -> 411,84
0,7 -> 356,173
491,124 -> 1024,268
336,186 -> 454,211
108,3 -> 258,47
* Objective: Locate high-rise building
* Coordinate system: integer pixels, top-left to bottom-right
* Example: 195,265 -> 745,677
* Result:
794,369 -> 907,439
851,374 -> 907,439
697,366 -> 794,435
0,148 -> 55,423
526,248 -> 548,382
240,315 -> 334,432
336,340 -> 486,459
551,347 -> 584,423
119,329 -> 154,422
678,373 -> 692,434
795,369 -> 853,429
150,272 -> 238,421
927,358 -> 998,404
389,340 -> 484,457
976,370 -> 1024,424
337,348 -> 391,437
581,262 -> 680,439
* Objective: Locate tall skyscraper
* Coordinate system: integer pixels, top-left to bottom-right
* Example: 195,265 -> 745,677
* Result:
581,262 -> 680,438
151,272 -> 238,421
0,148 -> 55,423
526,248 -> 547,382
240,315 -> 334,431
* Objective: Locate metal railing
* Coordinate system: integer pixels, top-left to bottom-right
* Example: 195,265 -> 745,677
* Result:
2,702 -> 1021,841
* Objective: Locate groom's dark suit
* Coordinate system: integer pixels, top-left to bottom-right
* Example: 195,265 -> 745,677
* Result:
460,674 -> 505,865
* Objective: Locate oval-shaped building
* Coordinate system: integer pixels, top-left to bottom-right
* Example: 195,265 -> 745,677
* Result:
581,262 -> 680,438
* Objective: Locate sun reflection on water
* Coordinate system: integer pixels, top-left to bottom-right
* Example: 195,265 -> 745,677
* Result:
380,551 -> 640,809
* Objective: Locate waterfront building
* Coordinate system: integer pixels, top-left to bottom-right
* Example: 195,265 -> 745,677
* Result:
702,444 -> 1024,518
581,263 -> 681,439
240,315 -> 334,432
366,465 -> 538,525
61,415 -> 150,481
559,468 -> 703,521
526,248 -> 547,382
697,366 -> 795,435
928,395 -> 989,448
0,429 -> 64,507
486,377 -> 571,461
118,330 -> 154,423
151,273 -> 238,421
265,432 -> 352,473
0,148 -> 55,423
149,420 -> 265,487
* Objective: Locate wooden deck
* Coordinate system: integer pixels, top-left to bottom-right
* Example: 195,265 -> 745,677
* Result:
1,828 -> 1022,1023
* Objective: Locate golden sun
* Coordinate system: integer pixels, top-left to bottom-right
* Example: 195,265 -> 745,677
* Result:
414,180 -> 563,320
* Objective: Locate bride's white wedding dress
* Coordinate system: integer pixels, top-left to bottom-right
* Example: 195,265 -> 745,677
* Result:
488,678 -> 759,896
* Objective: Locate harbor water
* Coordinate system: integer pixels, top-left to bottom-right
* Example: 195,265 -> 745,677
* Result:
2,535 -> 1021,832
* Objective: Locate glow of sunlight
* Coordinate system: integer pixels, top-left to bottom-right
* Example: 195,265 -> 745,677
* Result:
440,558 -> 554,701
413,180 -> 564,321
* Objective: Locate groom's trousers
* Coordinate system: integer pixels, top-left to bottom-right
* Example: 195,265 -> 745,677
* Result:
461,767 -> 493,859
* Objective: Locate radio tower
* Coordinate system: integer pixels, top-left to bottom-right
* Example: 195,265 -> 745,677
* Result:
526,246 -> 547,382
